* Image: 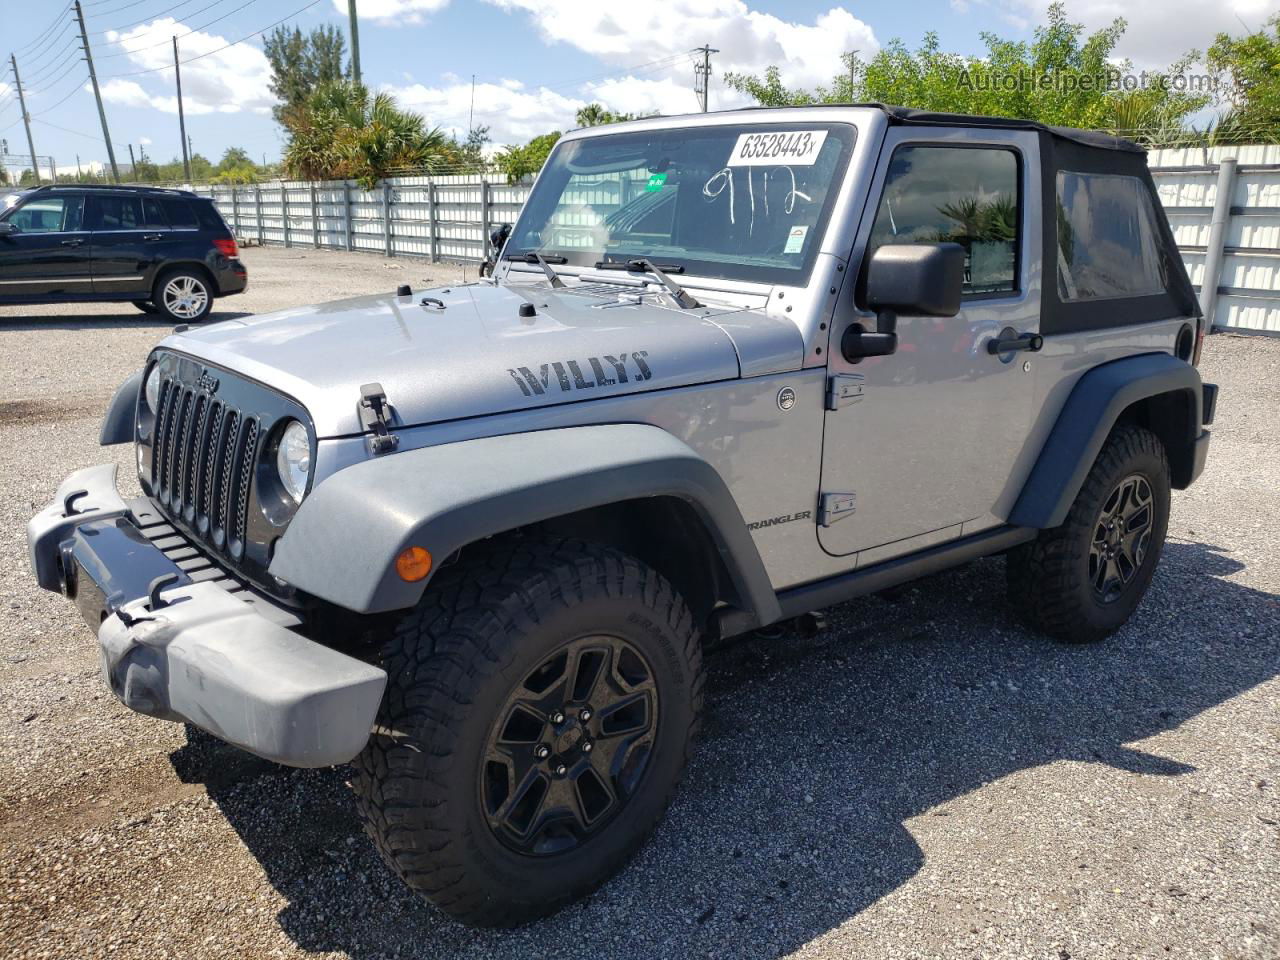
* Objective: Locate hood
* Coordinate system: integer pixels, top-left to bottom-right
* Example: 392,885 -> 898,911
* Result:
163,280 -> 803,437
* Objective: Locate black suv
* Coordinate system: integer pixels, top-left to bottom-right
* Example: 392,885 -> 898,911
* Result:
0,184 -> 246,322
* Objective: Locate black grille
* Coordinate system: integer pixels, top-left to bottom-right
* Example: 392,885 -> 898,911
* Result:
151,377 -> 261,558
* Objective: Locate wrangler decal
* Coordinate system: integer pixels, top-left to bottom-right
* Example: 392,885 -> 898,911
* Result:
507,351 -> 654,397
747,510 -> 812,531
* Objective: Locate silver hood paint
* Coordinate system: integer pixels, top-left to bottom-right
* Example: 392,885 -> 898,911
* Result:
162,280 -> 804,438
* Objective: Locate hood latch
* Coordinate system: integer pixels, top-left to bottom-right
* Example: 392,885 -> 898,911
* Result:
358,382 -> 400,455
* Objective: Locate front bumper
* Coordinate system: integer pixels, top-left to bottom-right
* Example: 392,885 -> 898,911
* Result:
27,464 -> 385,768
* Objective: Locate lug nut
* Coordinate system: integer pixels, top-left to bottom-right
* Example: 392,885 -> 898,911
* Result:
534,744 -> 550,759
550,711 -> 565,725
554,763 -> 568,777
579,707 -> 592,722
582,741 -> 593,754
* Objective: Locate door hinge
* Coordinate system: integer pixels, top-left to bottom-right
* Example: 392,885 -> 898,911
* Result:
825,373 -> 865,410
358,382 -> 400,454
818,492 -> 856,526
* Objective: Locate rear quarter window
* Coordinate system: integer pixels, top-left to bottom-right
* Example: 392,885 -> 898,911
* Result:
1056,172 -> 1166,301
193,200 -> 229,232
160,197 -> 199,229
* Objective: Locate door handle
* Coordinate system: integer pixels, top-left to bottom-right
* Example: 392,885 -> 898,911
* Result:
987,331 -> 1043,355
60,238 -> 84,247
143,233 -> 164,241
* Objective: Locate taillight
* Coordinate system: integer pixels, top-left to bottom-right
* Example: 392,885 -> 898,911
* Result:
213,236 -> 238,258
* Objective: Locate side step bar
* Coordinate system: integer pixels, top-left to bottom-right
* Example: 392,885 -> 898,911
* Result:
716,525 -> 1035,638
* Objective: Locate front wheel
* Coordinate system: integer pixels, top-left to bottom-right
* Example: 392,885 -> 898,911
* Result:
1007,424 -> 1171,643
353,539 -> 704,926
153,269 -> 213,323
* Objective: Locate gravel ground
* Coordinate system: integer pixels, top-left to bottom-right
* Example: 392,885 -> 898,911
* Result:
1,249 -> 1277,960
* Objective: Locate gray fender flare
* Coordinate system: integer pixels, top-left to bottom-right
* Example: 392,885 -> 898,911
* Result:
1009,352 -> 1203,529
100,370 -> 142,446
270,424 -> 781,623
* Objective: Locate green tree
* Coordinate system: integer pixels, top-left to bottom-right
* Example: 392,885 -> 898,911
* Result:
264,25 -> 349,126
283,80 -> 452,187
495,131 -> 561,184
1207,15 -> 1280,137
575,103 -> 641,127
725,3 -> 1209,141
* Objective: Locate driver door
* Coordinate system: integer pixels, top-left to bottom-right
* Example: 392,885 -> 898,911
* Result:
0,193 -> 90,299
818,128 -> 1042,560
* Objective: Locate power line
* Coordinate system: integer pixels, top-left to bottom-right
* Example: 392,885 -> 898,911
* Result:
21,40 -> 82,83
97,0 -> 261,58
17,23 -> 78,69
32,117 -> 104,142
14,4 -> 74,55
102,0 -> 323,78
92,0 -> 230,35
25,59 -> 85,96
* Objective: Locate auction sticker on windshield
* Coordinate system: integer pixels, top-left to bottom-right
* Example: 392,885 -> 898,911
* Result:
727,130 -> 828,166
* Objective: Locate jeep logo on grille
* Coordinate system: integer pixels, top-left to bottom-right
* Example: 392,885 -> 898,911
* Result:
195,371 -> 220,393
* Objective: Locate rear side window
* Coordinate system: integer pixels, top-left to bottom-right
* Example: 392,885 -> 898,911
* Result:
161,198 -> 199,228
868,145 -> 1020,296
1056,172 -> 1166,301
194,200 -> 229,232
91,195 -> 143,230
142,197 -> 168,228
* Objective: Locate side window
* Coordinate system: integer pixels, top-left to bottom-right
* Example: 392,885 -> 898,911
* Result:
7,196 -> 78,233
1056,172 -> 1165,301
142,197 -> 169,228
161,198 -> 199,229
194,200 -> 229,231
91,196 -> 143,230
868,145 -> 1020,296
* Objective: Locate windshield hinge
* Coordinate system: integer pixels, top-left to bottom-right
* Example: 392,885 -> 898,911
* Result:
358,382 -> 400,454
825,373 -> 865,410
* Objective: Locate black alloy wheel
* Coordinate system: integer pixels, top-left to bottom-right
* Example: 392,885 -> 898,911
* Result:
1088,473 -> 1155,603
481,635 -> 659,856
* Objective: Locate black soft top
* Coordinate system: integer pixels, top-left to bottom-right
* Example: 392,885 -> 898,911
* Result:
870,104 -> 1145,154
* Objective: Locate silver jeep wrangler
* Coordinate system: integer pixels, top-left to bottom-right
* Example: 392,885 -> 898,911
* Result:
27,105 -> 1216,926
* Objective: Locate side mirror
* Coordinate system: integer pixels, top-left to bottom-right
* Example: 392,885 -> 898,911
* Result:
843,243 -> 966,361
0,221 -> 19,236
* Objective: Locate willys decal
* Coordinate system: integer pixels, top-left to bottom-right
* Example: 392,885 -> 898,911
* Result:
507,351 -> 653,397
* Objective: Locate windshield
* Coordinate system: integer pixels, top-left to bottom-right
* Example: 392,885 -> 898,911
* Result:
506,122 -> 857,285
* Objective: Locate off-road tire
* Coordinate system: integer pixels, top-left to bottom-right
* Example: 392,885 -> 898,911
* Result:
352,538 -> 704,927
1007,424 -> 1170,643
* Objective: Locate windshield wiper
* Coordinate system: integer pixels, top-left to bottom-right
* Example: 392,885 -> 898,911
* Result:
503,251 -> 566,288
593,259 -> 700,309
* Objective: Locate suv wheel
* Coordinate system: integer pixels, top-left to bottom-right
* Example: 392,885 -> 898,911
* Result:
154,269 -> 212,323
1007,424 -> 1170,643
353,538 -> 704,926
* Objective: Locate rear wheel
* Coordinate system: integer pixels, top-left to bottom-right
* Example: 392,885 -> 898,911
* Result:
353,538 -> 704,926
153,269 -> 212,323
1007,424 -> 1170,643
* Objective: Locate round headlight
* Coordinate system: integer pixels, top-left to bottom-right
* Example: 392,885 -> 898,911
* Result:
276,420 -> 311,502
144,366 -> 162,412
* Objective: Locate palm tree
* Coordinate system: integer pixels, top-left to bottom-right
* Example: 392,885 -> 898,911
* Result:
283,81 -> 451,187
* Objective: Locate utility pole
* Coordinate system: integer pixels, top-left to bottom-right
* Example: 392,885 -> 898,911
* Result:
173,36 -> 191,181
347,0 -> 362,87
694,45 -> 719,113
126,144 -> 136,178
9,56 -> 40,185
847,49 -> 860,102
48,156 -> 57,182
74,0 -> 119,182
77,154 -> 84,181
468,74 -> 475,136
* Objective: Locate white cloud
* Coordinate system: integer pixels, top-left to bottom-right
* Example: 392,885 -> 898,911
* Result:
329,0 -> 449,25
483,0 -> 879,107
386,78 -> 587,143
139,136 -> 153,146
100,18 -> 275,116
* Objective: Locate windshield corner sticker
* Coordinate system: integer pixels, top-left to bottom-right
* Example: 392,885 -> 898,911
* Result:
507,352 -> 653,397
645,172 -> 669,192
727,130 -> 828,167
783,225 -> 808,254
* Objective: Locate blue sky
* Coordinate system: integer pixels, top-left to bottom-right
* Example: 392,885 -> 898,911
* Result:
2,0 -> 1276,177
